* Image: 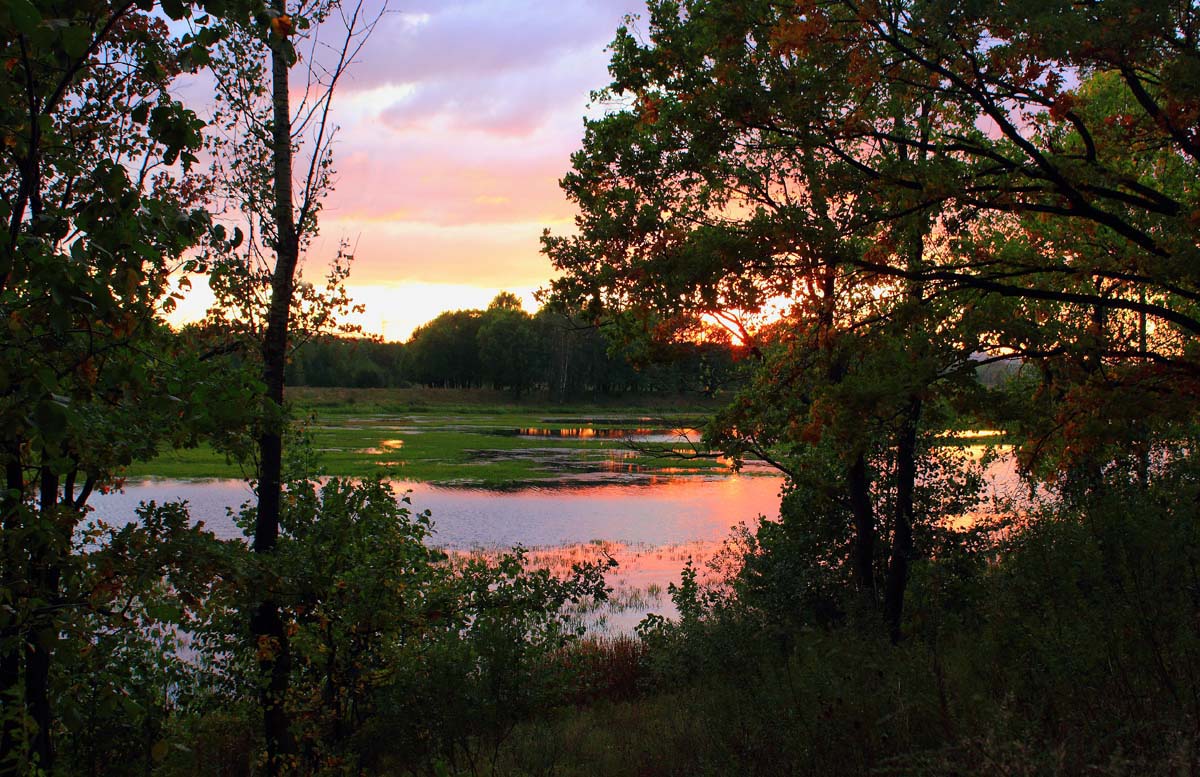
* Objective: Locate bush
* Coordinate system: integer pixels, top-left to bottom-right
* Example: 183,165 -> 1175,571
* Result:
496,459 -> 1200,776
159,477 -> 617,776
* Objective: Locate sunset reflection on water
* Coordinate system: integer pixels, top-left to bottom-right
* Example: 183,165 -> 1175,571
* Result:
452,538 -> 747,632
87,444 -> 1026,632
512,427 -> 703,443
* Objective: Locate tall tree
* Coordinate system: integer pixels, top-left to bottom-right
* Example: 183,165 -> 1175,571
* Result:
0,1 -> 246,769
204,1 -> 378,769
544,0 -> 1199,635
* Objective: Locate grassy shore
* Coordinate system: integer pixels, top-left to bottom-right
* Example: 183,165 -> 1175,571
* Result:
126,387 -> 1006,485
125,387 -> 733,485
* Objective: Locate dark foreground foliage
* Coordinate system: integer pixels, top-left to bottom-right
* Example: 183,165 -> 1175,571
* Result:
34,474 -> 616,777
35,456 -> 1198,777
494,463 -> 1200,777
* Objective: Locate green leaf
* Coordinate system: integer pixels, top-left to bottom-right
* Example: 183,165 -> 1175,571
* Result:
33,400 -> 67,443
159,0 -> 186,21
185,42 -> 211,69
61,25 -> 90,59
3,0 -> 41,36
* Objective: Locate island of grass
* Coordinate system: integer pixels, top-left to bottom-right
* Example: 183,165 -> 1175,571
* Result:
124,387 -> 1008,487
125,387 -> 734,485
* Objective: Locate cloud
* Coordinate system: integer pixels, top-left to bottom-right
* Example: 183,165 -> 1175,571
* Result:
279,0 -> 647,330
338,0 -> 636,92
306,217 -> 561,287
167,0 -> 649,340
321,123 -> 581,226
305,0 -> 645,229
377,51 -> 604,137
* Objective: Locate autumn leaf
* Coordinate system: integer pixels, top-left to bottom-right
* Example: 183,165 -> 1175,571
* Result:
270,14 -> 294,37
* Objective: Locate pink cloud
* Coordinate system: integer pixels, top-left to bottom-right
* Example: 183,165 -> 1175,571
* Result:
339,0 -> 640,91
377,60 -> 601,138
283,0 -> 648,317
323,125 -> 579,226
306,218 -> 558,287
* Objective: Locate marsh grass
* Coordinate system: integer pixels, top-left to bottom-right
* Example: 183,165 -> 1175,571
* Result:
126,387 -> 1002,485
124,387 -> 733,484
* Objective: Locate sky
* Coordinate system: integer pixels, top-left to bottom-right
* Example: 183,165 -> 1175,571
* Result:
172,0 -> 646,341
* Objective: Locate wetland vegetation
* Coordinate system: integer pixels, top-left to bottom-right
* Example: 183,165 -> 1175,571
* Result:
126,386 -> 1006,485
124,387 -> 733,484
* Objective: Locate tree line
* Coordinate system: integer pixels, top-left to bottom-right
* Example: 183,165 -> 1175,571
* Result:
284,292 -> 747,398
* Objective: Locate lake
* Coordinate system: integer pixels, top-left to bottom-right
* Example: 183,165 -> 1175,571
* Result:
87,473 -> 785,547
88,472 -> 786,631
91,412 -> 1022,633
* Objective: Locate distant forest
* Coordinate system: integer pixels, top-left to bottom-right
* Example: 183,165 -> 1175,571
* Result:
285,293 -> 747,397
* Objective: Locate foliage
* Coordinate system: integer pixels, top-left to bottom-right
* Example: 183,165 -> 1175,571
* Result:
51,501 -> 234,777
397,298 -> 746,397
285,338 -> 405,388
476,301 -> 541,397
7,0 -> 1200,773
0,0 -> 258,768
147,474 -> 618,776
543,0 -> 1200,639
404,310 -> 485,389
494,460 -> 1200,776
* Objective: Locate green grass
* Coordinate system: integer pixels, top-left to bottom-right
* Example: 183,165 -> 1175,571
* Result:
124,387 -> 731,485
125,387 -> 1004,485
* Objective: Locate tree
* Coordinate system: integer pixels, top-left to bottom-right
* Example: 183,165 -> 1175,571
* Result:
405,310 -> 485,388
545,0 -> 1199,637
478,293 -> 540,397
0,0 -> 249,769
202,0 -> 380,768
487,290 -> 524,312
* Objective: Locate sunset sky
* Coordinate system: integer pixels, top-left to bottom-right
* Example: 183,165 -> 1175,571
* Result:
173,0 -> 645,341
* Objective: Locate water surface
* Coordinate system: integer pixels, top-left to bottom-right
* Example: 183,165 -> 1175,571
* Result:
87,474 -> 785,548
88,446 -> 1024,631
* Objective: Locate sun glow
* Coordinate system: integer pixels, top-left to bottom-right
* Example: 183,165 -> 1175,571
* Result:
341,282 -> 539,341
166,276 -> 540,342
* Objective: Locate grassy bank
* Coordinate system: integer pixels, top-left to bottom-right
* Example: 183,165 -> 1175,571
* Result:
125,387 -> 733,484
126,387 -> 1007,484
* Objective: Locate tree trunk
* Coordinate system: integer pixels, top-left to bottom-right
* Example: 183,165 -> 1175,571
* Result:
0,448 -> 25,774
848,453 -> 876,602
884,397 -> 921,643
25,464 -> 61,771
251,6 -> 300,773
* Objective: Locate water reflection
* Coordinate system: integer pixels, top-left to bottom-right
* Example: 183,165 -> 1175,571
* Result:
87,449 -> 1024,550
361,439 -> 404,454
85,446 -> 1026,631
87,474 -> 786,547
459,539 -> 740,632
500,427 -> 703,443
